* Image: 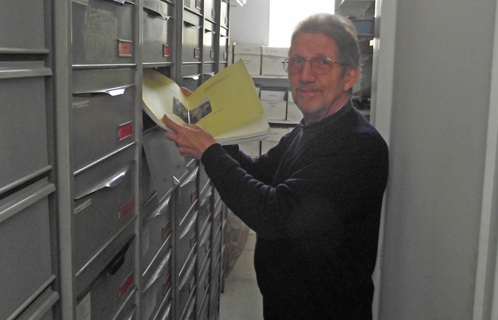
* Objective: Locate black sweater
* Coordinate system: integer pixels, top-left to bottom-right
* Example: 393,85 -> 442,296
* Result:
202,102 -> 389,319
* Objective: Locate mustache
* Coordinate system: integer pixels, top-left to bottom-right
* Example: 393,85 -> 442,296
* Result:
295,83 -> 322,91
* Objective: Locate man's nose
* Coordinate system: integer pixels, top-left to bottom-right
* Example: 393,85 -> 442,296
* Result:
298,61 -> 316,81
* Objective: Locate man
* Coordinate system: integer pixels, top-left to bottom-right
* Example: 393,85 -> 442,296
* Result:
163,13 -> 388,319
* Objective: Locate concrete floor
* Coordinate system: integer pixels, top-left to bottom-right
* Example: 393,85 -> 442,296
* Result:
220,231 -> 263,320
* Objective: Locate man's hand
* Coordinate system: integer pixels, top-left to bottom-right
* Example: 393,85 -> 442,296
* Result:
162,115 -> 216,160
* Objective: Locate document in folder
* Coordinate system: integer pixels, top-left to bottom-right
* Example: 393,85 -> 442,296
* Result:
142,59 -> 270,145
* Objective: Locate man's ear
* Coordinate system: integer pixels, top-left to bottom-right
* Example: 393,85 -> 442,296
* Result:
343,67 -> 359,92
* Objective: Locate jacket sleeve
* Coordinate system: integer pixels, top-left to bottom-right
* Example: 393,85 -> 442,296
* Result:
201,135 -> 388,241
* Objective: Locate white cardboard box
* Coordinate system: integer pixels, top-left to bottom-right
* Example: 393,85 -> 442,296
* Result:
287,102 -> 302,122
260,89 -> 286,101
238,141 -> 261,158
261,100 -> 287,121
261,46 -> 288,76
261,127 -> 291,153
233,44 -> 262,75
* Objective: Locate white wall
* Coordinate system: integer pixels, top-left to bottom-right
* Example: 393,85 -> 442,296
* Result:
375,0 -> 497,319
230,0 -> 270,45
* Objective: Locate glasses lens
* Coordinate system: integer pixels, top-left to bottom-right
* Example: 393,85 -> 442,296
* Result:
310,57 -> 333,74
286,58 -> 304,74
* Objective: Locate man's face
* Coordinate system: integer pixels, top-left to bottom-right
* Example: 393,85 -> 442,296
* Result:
288,32 -> 357,122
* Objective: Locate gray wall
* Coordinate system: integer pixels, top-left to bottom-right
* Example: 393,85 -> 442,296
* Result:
377,0 -> 496,319
230,0 -> 270,45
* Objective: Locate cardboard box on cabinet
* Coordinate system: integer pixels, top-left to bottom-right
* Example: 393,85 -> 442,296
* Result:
233,44 -> 262,75
261,46 -> 288,76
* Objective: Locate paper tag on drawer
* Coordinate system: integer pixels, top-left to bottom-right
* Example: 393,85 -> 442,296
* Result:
119,198 -> 134,220
76,293 -> 92,320
118,122 -> 133,140
163,45 -> 172,57
163,274 -> 172,295
119,273 -> 134,298
162,220 -> 171,237
118,40 -> 132,57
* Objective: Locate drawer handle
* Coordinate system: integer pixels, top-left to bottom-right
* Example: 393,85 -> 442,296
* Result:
205,29 -> 216,35
179,255 -> 197,289
73,83 -> 134,97
104,0 -> 136,5
182,74 -> 200,81
180,210 -> 198,239
143,248 -> 172,292
180,167 -> 199,187
143,6 -> 172,20
184,21 -> 202,30
74,163 -> 133,200
204,72 -> 215,77
150,193 -> 172,219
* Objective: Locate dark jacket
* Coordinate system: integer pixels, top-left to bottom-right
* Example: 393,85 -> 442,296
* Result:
202,102 -> 389,319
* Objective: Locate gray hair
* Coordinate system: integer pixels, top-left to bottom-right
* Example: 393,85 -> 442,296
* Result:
291,13 -> 361,73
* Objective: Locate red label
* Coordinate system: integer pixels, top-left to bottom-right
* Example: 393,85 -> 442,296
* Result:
162,220 -> 171,237
118,40 -> 132,56
191,189 -> 197,203
210,50 -> 215,59
190,233 -> 196,248
211,9 -> 216,19
163,274 -> 172,295
118,122 -> 133,140
163,45 -> 172,57
119,198 -> 134,220
194,48 -> 201,59
119,273 -> 134,298
206,203 -> 211,215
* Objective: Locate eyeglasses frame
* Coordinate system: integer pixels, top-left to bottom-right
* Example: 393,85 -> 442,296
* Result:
282,57 -> 345,75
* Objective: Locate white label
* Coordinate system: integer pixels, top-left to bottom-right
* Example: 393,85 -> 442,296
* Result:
76,293 -> 91,320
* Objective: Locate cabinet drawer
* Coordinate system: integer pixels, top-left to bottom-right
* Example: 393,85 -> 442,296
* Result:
197,222 -> 211,270
72,68 -> 135,171
176,207 -> 198,276
197,190 -> 212,236
219,28 -> 229,62
181,64 -> 202,92
178,255 -> 196,318
143,0 -> 174,64
183,0 -> 202,14
196,258 -> 210,312
141,194 -> 173,270
220,1 -> 229,28
204,0 -> 216,21
72,0 -> 135,65
177,167 -> 198,220
142,245 -> 173,320
142,127 -> 191,201
15,287 -> 59,320
73,147 -> 136,271
182,10 -> 202,63
0,62 -> 50,193
203,21 -> 216,62
0,179 -> 55,320
76,230 -> 136,320
0,0 -> 46,52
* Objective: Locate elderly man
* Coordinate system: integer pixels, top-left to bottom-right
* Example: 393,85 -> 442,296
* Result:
163,13 -> 389,320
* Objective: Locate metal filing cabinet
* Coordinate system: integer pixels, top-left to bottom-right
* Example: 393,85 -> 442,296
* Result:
0,0 -> 233,319
182,10 -> 203,64
0,0 -> 59,317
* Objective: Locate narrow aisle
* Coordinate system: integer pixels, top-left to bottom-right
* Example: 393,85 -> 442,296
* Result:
220,230 -> 263,320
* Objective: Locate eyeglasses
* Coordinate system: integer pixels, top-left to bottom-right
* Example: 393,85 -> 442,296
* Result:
282,57 -> 344,74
